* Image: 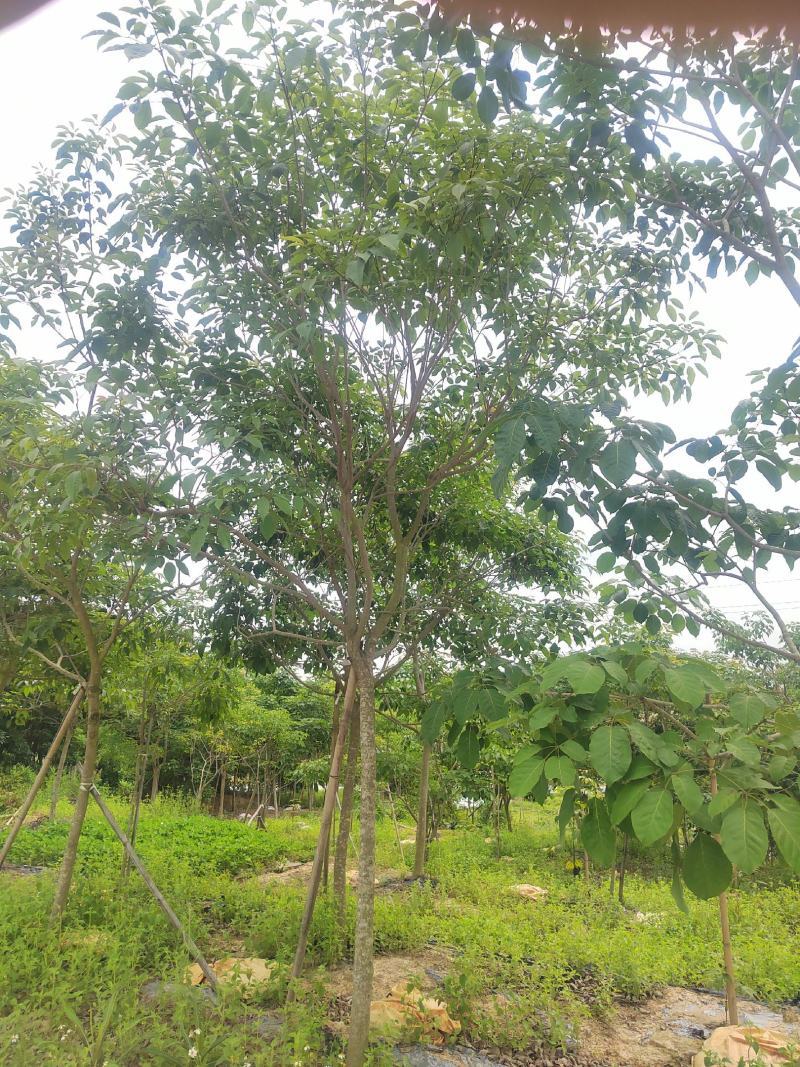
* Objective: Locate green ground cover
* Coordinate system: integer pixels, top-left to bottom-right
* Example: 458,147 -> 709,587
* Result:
1,784 -> 798,1066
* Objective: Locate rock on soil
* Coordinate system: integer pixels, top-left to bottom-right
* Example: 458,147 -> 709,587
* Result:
394,1047 -> 505,1066
578,986 -> 800,1067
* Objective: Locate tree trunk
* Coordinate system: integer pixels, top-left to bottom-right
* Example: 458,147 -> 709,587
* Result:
149,757 -> 161,802
413,743 -> 431,879
618,833 -> 628,904
346,662 -> 377,1067
0,686 -> 83,869
411,646 -> 431,879
216,763 -> 227,817
334,700 -> 360,920
710,768 -> 739,1024
288,671 -> 356,987
50,672 -> 101,919
503,792 -> 512,833
49,712 -> 77,822
123,702 -> 155,877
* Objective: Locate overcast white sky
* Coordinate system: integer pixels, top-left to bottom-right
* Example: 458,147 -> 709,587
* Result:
1,0 -> 798,646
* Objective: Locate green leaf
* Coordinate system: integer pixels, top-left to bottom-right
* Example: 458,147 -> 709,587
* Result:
345,258 -> 365,285
683,834 -> 732,899
477,86 -> 499,125
558,788 -> 575,841
508,755 -> 544,798
561,659 -> 606,695
720,800 -> 768,873
670,836 -> 689,914
631,788 -> 674,846
596,551 -> 617,574
544,754 -> 576,787
452,687 -> 479,725
671,773 -> 704,814
728,692 -> 770,729
494,413 -> 526,469
767,795 -> 800,872
420,699 -> 448,744
610,779 -> 649,825
163,561 -> 176,584
133,100 -> 153,130
529,703 -> 558,729
452,72 -> 477,101
597,439 -> 636,486
581,799 -> 616,866
455,724 -> 480,770
727,736 -> 761,766
663,667 -> 705,708
561,739 -> 587,762
589,725 -> 632,785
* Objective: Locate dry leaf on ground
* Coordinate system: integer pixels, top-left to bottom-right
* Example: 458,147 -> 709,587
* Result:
369,980 -> 461,1045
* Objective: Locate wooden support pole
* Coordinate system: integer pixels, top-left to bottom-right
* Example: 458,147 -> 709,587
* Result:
89,785 -> 217,989
0,686 -> 84,869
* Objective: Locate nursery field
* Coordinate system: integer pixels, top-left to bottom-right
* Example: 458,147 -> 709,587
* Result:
2,782 -> 799,1067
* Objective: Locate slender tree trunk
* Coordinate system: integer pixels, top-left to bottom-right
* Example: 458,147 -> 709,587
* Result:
149,758 -> 161,802
288,672 -> 356,987
334,700 -> 360,921
323,689 -> 341,891
0,686 -> 83,869
196,759 -> 208,803
583,849 -> 590,884
411,648 -> 431,879
49,713 -> 77,822
216,763 -> 227,817
123,703 -> 155,877
274,783 -> 280,816
710,767 -> 739,1024
618,833 -> 628,904
503,792 -> 513,833
346,662 -> 377,1067
50,671 -> 101,920
413,743 -> 431,878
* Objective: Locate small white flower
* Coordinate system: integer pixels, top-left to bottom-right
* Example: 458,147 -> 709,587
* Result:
304,1046 -> 310,1052
10,1035 -> 19,1044
188,1049 -> 199,1061
190,1028 -> 201,1037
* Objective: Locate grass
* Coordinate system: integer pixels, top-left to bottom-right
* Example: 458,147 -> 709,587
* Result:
0,776 -> 798,1065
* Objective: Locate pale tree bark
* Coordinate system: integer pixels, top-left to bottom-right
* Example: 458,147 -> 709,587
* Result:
411,647 -> 431,880
123,701 -> 156,878
710,767 -> 739,1024
288,671 -> 356,987
50,668 -> 101,920
334,700 -> 360,921
0,686 -> 83,869
49,713 -> 77,822
346,661 -> 377,1067
216,763 -> 227,817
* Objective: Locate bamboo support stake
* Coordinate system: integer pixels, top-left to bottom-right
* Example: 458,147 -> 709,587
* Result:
0,686 -> 84,869
89,785 -> 217,989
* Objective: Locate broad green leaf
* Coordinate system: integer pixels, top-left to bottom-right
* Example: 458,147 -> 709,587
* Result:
708,788 -> 739,817
529,703 -> 558,729
455,724 -> 480,770
345,258 -> 365,285
452,687 -> 479,724
561,659 -> 606,694
597,439 -> 636,486
670,836 -> 689,914
728,692 -> 770,729
589,725 -> 632,785
581,799 -> 616,866
561,739 -> 588,762
508,755 -> 544,798
727,736 -> 761,767
663,667 -> 705,708
558,788 -> 575,841
545,754 -> 576,787
720,800 -> 769,873
420,699 -> 448,744
610,779 -> 649,825
477,85 -> 499,124
767,795 -> 800,872
452,72 -> 477,101
671,773 -> 704,814
631,788 -> 674,845
683,834 -> 732,899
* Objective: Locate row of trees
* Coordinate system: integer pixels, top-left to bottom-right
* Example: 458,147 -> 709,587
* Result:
1,2 -> 799,1062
